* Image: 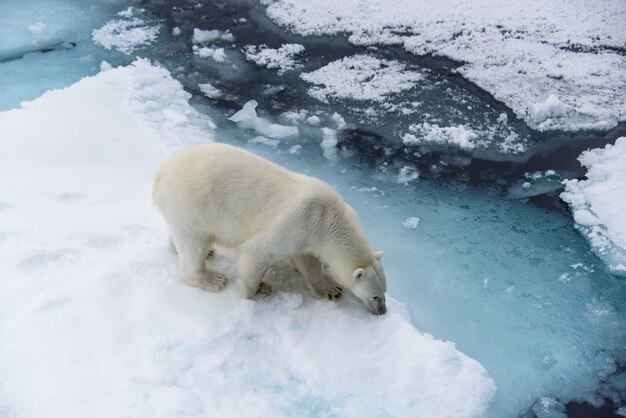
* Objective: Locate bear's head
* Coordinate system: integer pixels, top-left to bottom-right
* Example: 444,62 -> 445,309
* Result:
350,251 -> 387,315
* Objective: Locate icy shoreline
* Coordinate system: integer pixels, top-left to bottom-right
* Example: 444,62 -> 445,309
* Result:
562,138 -> 626,276
0,60 -> 495,418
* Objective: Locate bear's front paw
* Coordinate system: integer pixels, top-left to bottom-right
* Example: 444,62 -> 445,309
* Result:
325,284 -> 343,300
200,271 -> 228,292
255,282 -> 272,298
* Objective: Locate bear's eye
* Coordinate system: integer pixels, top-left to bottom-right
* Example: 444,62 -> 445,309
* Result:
372,296 -> 381,301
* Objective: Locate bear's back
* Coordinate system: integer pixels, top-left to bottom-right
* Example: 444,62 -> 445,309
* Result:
154,143 -> 341,245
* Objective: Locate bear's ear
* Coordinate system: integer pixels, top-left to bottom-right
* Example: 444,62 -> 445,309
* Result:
353,268 -> 366,281
374,251 -> 384,260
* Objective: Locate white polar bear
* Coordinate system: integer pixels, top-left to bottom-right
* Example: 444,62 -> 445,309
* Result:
153,143 -> 387,314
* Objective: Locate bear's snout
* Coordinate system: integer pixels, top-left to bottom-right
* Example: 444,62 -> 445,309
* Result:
368,296 -> 387,315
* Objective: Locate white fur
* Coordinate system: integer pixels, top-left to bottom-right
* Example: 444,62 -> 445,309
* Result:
153,143 -> 387,313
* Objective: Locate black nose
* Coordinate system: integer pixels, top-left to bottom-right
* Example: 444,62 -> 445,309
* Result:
377,304 -> 387,315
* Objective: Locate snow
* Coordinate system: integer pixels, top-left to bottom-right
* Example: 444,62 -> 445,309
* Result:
528,94 -> 569,130
92,7 -> 160,55
403,122 -> 478,150
300,54 -> 423,103
229,100 -> 299,138
261,0 -> 626,131
243,43 -> 305,74
561,137 -> 626,276
0,60 -> 497,418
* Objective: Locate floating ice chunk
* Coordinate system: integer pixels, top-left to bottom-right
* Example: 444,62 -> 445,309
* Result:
282,109 -> 308,123
243,43 -> 305,75
397,166 -> 419,184
192,28 -> 234,44
403,122 -> 478,150
193,28 -> 220,43
171,27 -> 181,37
306,115 -> 320,126
92,9 -> 160,55
193,46 -> 227,62
320,127 -> 338,160
301,54 -> 423,103
117,7 -> 134,18
289,144 -> 302,154
531,397 -> 566,418
229,100 -> 299,139
402,217 -> 420,229
332,112 -> 347,129
507,170 -> 564,199
249,136 -> 280,147
198,82 -> 222,99
561,137 -> 626,276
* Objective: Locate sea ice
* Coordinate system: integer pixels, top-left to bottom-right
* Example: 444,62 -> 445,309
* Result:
403,122 -> 478,150
261,0 -> 626,132
243,43 -> 305,74
194,46 -> 228,62
507,171 -> 564,199
0,61 -> 495,418
561,138 -> 626,276
198,82 -> 223,99
92,7 -> 161,55
193,28 -> 235,44
300,54 -> 423,103
402,217 -> 420,229
229,100 -> 299,138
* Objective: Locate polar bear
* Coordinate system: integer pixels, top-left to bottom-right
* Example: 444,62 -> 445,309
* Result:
153,143 -> 387,314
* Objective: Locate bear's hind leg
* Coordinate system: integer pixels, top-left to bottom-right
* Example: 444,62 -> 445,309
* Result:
172,230 -> 227,292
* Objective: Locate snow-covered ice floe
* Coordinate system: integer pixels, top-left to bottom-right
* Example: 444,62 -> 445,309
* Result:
92,7 -> 161,55
261,0 -> 626,131
244,43 -> 305,74
561,138 -> 626,276
0,60 -> 495,417
301,54 -> 423,103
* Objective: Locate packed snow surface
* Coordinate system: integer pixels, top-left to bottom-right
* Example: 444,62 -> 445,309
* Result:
561,138 -> 626,275
0,60 -> 495,418
261,0 -> 626,131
